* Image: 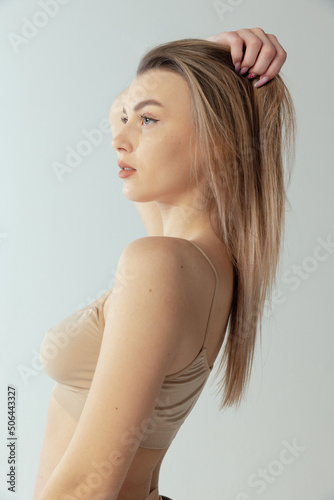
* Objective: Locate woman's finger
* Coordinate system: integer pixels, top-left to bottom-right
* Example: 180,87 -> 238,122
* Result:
206,29 -> 275,75
251,33 -> 287,79
231,28 -> 268,74
206,32 -> 246,72
206,28 -> 288,87
245,30 -> 287,79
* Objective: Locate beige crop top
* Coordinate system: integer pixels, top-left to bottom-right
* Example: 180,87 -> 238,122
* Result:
39,241 -> 229,450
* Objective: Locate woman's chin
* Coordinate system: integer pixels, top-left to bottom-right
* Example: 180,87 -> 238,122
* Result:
121,184 -> 136,200
121,186 -> 153,203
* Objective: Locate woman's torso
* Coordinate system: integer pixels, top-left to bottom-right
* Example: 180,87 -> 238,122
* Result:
36,236 -> 234,500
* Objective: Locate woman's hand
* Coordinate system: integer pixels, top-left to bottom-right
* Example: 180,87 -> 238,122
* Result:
206,28 -> 287,88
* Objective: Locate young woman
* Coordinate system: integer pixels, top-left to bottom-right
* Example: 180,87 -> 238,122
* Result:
34,28 -> 295,500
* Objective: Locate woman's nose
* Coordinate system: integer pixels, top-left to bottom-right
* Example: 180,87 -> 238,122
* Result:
111,130 -> 133,152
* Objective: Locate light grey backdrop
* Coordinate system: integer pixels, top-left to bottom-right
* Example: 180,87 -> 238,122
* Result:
1,0 -> 333,499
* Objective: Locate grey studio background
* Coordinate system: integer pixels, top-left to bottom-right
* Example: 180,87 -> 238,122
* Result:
1,0 -> 333,499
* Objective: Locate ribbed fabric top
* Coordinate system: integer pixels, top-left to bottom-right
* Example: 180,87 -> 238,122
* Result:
39,240 -> 229,449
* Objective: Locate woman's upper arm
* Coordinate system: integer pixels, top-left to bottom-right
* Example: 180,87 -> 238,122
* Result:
39,237 -> 187,499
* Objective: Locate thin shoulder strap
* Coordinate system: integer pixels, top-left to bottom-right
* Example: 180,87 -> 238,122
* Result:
187,240 -> 220,349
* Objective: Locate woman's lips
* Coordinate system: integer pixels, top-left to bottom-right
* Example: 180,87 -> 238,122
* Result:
117,160 -> 136,170
118,169 -> 136,179
117,160 -> 136,178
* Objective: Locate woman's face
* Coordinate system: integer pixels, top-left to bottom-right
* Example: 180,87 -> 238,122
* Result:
111,69 -> 198,204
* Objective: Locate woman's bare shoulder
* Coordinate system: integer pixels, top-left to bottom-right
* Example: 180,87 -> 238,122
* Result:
103,236 -> 198,322
114,236 -> 188,288
109,236 -> 195,306
120,236 -> 188,264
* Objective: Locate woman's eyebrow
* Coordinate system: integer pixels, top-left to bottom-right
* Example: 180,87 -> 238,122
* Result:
122,99 -> 164,114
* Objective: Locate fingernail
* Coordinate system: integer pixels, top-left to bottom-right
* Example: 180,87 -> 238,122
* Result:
239,67 -> 249,75
247,72 -> 257,79
254,76 -> 269,88
235,62 -> 241,73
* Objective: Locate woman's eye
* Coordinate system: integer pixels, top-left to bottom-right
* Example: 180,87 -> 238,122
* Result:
120,115 -> 159,126
140,115 -> 157,125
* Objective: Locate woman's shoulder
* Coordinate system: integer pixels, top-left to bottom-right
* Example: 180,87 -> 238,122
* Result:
120,236 -> 189,266
105,236 -> 199,332
114,236 -> 199,297
123,235 -> 185,251
119,235 -> 231,286
103,236 -> 206,323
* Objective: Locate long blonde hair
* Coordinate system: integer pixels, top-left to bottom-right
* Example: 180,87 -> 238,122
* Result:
136,39 -> 296,410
